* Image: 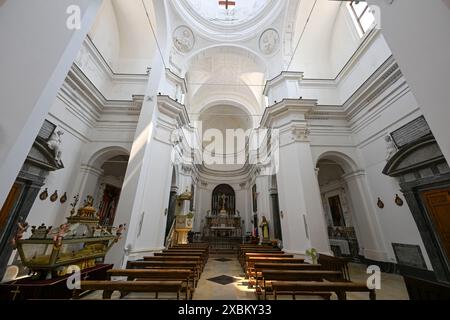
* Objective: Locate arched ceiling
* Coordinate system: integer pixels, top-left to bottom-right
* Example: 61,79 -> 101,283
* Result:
186,46 -> 267,116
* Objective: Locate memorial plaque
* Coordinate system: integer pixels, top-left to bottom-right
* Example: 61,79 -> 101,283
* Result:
392,243 -> 427,269
38,120 -> 56,141
391,116 -> 431,148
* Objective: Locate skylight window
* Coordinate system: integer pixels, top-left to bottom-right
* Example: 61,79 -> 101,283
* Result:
348,1 -> 376,37
186,0 -> 270,25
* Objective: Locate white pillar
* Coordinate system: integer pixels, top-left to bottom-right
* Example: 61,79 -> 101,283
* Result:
255,173 -> 273,240
343,171 -> 389,261
366,0 -> 450,162
261,99 -> 331,255
106,95 -> 189,267
77,165 -> 104,204
0,0 -> 103,208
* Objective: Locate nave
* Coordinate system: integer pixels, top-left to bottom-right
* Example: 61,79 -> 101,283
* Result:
79,244 -> 408,301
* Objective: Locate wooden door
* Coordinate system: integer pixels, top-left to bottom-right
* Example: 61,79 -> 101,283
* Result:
0,183 -> 22,236
423,188 -> 450,262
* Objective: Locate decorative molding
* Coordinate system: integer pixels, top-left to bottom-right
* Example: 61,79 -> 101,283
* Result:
173,25 -> 195,54
259,28 -> 280,55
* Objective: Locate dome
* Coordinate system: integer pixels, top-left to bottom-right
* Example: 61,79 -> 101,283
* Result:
185,0 -> 271,26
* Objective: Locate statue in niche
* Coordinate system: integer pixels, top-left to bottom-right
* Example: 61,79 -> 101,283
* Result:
47,129 -> 64,164
385,135 -> 397,160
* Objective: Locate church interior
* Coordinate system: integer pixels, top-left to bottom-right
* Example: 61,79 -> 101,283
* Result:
1,0 -> 450,301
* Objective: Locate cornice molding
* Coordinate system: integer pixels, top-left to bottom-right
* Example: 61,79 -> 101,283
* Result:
260,99 -> 317,128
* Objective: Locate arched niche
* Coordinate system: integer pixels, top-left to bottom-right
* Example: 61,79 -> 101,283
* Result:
211,184 -> 236,216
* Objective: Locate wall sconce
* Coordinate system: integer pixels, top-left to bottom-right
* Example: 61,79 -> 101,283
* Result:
39,188 -> 48,201
395,194 -> 404,207
164,208 -> 168,216
50,190 -> 58,202
280,211 -> 284,219
377,198 -> 385,209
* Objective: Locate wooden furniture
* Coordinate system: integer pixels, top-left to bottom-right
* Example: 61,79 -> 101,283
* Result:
73,280 -> 183,300
0,264 -> 112,301
270,281 -> 376,300
107,269 -> 194,299
318,254 -> 351,281
260,270 -> 343,300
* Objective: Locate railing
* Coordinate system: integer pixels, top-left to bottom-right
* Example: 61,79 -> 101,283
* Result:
165,219 -> 177,249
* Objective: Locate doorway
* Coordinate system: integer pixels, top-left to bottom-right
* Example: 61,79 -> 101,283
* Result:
422,188 -> 450,263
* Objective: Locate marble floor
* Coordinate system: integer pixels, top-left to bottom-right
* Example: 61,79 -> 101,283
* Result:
82,254 -> 410,300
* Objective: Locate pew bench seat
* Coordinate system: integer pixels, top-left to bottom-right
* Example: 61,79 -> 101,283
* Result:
73,280 -> 184,300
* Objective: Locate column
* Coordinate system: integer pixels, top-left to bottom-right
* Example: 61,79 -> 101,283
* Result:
106,95 -> 190,267
0,0 -> 103,209
342,171 -> 389,261
260,99 -> 331,255
366,0 -> 450,162
255,171 -> 273,240
76,165 -> 104,205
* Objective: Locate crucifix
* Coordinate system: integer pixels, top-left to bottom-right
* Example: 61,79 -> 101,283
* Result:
219,0 -> 236,10
10,286 -> 21,301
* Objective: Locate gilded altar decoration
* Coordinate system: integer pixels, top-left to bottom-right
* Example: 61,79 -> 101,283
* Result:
14,196 -> 121,279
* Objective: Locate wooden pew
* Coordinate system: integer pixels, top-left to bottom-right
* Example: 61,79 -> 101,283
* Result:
144,256 -> 204,272
270,281 -> 376,300
250,263 -> 323,288
163,249 -> 208,262
154,253 -> 206,269
318,254 -> 351,281
246,257 -> 305,279
127,261 -> 200,281
260,270 -> 343,300
107,269 -> 194,300
73,280 -> 183,300
242,253 -> 293,269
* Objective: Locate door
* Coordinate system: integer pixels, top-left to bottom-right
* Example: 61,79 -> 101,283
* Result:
422,188 -> 450,262
0,183 -> 22,238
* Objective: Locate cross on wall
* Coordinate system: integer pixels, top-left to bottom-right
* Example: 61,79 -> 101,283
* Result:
219,0 -> 236,10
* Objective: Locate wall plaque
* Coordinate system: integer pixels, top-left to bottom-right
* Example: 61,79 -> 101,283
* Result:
38,120 -> 56,141
391,116 -> 431,148
392,243 -> 427,270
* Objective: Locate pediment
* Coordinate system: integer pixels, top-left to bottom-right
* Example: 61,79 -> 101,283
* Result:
383,135 -> 445,177
26,137 -> 64,171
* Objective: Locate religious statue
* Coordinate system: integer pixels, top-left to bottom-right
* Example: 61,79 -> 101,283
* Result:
259,216 -> 270,242
52,223 -> 70,248
11,220 -> 29,248
385,135 -> 397,160
219,193 -> 227,216
47,130 -> 64,164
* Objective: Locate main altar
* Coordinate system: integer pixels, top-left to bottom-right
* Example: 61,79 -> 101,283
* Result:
203,216 -> 242,238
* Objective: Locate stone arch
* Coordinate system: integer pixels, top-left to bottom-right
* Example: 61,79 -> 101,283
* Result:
86,145 -> 129,169
316,151 -> 360,174
315,150 -> 388,262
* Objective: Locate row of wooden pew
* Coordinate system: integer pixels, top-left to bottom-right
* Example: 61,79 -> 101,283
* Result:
238,244 -> 376,300
73,243 -> 210,300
